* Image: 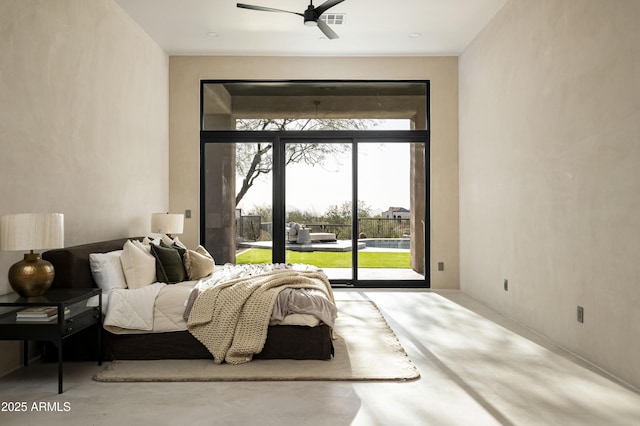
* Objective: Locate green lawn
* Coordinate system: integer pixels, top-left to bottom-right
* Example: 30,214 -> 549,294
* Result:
236,248 -> 410,269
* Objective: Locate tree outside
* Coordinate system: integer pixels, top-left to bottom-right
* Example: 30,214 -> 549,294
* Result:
324,200 -> 372,225
235,118 -> 377,206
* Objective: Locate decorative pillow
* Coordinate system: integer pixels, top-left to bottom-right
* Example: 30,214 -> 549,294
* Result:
159,240 -> 188,275
160,234 -> 175,247
140,236 -> 163,247
172,243 -> 186,259
150,243 -> 187,284
288,222 -> 299,237
184,245 -> 215,280
120,240 -> 156,289
160,240 -> 186,258
89,250 -> 127,291
131,238 -> 152,253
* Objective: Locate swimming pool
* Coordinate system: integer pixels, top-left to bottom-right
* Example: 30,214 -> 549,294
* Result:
360,238 -> 410,250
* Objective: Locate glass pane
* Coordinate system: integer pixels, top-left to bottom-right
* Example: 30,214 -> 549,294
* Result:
235,118 -> 378,131
233,142 -> 273,265
285,141 -> 352,281
357,142 -> 425,281
202,82 -> 428,131
203,142 -> 273,265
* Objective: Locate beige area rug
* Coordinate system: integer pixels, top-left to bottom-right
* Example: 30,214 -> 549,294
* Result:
94,300 -> 420,382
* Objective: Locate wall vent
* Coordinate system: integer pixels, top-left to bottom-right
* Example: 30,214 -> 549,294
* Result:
320,13 -> 346,25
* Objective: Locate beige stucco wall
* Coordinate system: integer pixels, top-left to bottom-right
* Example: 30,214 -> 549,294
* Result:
459,0 -> 640,388
0,0 -> 168,374
169,56 -> 459,289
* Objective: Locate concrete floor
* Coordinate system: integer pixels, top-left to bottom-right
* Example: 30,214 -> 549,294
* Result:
323,267 -> 425,281
1,289 -> 640,425
232,266 -> 424,282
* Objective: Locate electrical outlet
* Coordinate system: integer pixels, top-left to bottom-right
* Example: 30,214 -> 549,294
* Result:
438,262 -> 444,271
577,306 -> 584,323
503,279 -> 508,291
185,209 -> 191,219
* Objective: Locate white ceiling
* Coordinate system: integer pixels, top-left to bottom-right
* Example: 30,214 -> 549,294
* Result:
114,0 -> 507,56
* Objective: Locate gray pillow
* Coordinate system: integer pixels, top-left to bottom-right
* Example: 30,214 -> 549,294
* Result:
150,243 -> 186,284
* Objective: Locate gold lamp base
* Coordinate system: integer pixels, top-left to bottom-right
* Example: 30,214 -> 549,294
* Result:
8,252 -> 55,297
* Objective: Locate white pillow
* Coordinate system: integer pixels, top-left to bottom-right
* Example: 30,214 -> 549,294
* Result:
132,239 -> 152,253
120,240 -> 156,289
89,250 -> 127,291
160,234 -> 174,247
89,250 -> 126,315
143,236 -> 164,247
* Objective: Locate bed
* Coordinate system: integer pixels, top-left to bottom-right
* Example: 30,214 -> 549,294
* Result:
41,237 -> 336,363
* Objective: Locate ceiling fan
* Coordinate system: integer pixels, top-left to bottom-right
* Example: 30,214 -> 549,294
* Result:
237,0 -> 346,40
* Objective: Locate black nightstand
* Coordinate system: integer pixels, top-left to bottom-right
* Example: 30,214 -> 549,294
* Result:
0,288 -> 102,393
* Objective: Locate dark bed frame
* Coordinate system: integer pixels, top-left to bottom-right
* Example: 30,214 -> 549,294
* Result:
42,238 -> 333,361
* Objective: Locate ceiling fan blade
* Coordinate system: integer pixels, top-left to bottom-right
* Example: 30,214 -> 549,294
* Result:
315,0 -> 345,16
317,18 -> 339,39
237,3 -> 303,17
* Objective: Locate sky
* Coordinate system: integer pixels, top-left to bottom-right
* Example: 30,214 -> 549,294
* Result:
236,120 -> 412,217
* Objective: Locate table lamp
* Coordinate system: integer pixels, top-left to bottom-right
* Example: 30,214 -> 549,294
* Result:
150,213 -> 184,238
0,213 -> 64,297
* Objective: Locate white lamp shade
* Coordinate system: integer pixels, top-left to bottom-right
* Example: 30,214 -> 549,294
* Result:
151,213 -> 184,235
0,213 -> 64,251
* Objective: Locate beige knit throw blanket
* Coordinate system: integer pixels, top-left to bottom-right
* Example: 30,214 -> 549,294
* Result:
187,269 -> 334,365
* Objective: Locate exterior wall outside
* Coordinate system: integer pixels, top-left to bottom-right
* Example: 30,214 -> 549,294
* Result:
169,56 -> 460,289
459,0 -> 640,388
202,144 -> 236,264
0,0 -> 169,375
384,208 -> 411,219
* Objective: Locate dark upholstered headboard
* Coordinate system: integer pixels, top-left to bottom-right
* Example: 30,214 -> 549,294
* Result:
42,238 -> 140,290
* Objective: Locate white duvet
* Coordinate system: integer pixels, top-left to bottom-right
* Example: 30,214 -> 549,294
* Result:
103,281 -> 197,334
102,263 -> 337,335
103,283 -> 165,332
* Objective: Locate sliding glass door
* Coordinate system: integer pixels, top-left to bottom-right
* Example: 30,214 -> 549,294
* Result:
201,132 -> 428,287
284,139 -> 353,281
356,142 -> 424,282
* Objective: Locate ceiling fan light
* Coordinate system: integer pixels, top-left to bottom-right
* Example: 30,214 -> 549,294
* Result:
303,5 -> 318,25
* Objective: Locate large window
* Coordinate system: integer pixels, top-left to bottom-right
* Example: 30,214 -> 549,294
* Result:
201,81 -> 430,287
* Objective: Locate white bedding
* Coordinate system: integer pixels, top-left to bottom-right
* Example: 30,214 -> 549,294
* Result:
103,281 -> 197,334
103,264 -> 337,335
